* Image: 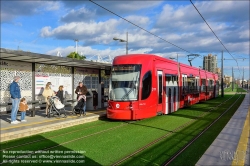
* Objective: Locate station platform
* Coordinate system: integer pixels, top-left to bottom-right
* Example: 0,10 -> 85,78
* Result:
0,108 -> 107,142
196,92 -> 249,166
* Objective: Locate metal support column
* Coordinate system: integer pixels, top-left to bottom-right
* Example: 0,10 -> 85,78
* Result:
126,32 -> 128,55
71,67 -> 74,100
31,63 -> 36,117
98,69 -> 102,84
221,51 -> 224,97
232,67 -> 234,91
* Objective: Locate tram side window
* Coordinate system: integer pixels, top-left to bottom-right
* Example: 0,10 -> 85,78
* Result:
209,80 -> 214,91
216,81 -> 219,90
172,75 -> 178,82
201,79 -> 206,92
187,77 -> 195,92
182,76 -> 186,91
166,74 -> 172,82
142,71 -> 152,100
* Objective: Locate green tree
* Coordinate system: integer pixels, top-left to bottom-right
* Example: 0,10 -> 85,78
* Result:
67,52 -> 86,60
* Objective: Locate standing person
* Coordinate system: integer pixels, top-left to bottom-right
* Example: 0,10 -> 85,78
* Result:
77,95 -> 87,116
75,82 -> 87,115
56,85 -> 65,103
19,97 -> 29,122
10,76 -> 21,124
42,82 -> 54,117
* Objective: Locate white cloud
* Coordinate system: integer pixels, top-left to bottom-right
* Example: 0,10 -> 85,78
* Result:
124,15 -> 150,27
45,1 -> 61,11
62,1 -> 162,13
0,1 -> 61,23
154,1 -> 249,54
13,22 -> 22,27
46,46 -> 154,60
41,19 -> 120,40
60,7 -> 96,23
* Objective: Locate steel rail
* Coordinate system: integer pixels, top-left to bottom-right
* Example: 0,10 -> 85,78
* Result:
163,93 -> 243,165
1,122 -> 129,164
112,94 -> 239,166
0,120 -> 110,152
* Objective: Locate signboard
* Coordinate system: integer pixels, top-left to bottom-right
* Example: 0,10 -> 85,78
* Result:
50,76 -> 72,95
0,60 -> 31,71
75,67 -> 99,74
35,75 -> 72,96
35,75 -> 50,95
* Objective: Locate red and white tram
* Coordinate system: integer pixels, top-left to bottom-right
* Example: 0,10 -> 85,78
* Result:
107,54 -> 219,120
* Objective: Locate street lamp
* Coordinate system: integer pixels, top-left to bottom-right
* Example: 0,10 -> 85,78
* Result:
113,32 -> 128,54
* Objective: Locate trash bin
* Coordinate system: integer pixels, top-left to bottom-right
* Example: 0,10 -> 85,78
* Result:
30,109 -> 36,117
92,91 -> 98,107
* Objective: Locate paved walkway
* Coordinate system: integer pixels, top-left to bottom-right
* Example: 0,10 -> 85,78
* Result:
0,107 -> 106,142
196,93 -> 250,166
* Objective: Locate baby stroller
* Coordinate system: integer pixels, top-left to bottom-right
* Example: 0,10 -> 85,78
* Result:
73,95 -> 86,116
48,96 -> 67,118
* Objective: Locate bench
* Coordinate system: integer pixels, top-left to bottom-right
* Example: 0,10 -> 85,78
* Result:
0,99 -> 77,116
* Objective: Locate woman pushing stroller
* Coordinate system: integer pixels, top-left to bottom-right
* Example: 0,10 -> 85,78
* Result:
74,95 -> 87,116
75,82 -> 87,116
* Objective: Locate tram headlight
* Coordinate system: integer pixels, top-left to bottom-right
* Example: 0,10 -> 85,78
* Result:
108,102 -> 112,109
129,102 -> 133,110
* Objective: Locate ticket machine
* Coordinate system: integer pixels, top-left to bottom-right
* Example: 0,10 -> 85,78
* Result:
86,90 -> 98,110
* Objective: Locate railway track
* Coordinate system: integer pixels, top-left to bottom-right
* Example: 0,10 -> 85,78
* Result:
162,93 -> 243,165
111,93 -> 242,166
1,93 -> 242,165
0,120 -> 110,152
1,121 -> 130,164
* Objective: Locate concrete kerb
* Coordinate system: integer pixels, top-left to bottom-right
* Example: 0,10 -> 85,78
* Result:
0,112 -> 106,142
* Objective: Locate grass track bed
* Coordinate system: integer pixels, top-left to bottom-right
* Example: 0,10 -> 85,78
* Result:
120,94 -> 244,166
168,94 -> 245,166
224,83 -> 246,92
0,94 -> 244,165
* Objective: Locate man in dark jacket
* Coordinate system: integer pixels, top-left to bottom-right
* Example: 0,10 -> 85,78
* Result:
75,82 -> 87,99
10,76 -> 21,124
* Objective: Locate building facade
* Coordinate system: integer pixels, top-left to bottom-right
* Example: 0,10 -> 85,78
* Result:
224,75 -> 233,87
203,54 -> 217,73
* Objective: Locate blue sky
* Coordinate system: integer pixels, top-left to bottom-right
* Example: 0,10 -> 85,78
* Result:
1,0 -> 249,80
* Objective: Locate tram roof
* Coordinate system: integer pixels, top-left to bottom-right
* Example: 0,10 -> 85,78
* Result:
0,48 -> 111,69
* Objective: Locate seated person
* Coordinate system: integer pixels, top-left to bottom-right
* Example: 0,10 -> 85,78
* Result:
53,97 -> 65,109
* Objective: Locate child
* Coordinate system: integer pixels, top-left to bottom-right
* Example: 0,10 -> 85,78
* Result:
53,96 -> 65,109
19,98 -> 29,122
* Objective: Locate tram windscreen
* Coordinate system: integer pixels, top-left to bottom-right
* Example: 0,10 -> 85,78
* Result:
109,64 -> 141,101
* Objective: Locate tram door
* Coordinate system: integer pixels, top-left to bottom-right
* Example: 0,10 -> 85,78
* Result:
165,74 -> 179,114
157,71 -> 163,113
168,88 -> 172,113
173,76 -> 178,111
215,81 -> 219,97
173,87 -> 176,111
